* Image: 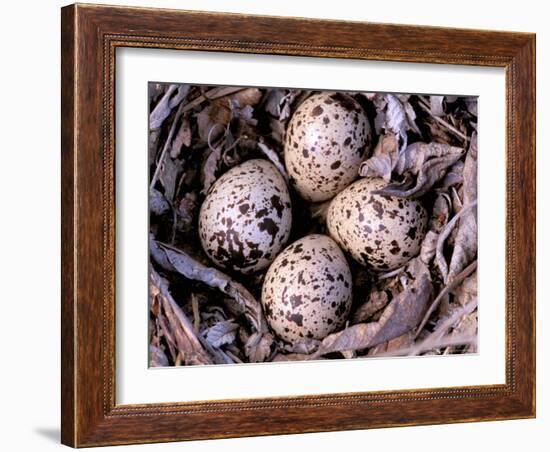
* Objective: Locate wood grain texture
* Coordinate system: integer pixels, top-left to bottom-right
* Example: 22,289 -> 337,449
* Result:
60,5 -> 76,447
60,3 -> 536,447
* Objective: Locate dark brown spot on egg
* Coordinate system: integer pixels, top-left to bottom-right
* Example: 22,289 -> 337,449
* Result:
289,295 -> 304,308
287,313 -> 303,327
389,240 -> 401,255
406,226 -> 418,240
270,195 -> 284,218
311,105 -> 324,116
255,208 -> 269,218
335,301 -> 348,317
371,199 -> 384,219
249,248 -> 263,259
258,218 -> 279,245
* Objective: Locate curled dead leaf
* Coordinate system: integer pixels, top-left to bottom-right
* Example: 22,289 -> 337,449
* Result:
313,269 -> 432,357
372,143 -> 464,199
150,84 -> 190,130
149,239 -> 266,334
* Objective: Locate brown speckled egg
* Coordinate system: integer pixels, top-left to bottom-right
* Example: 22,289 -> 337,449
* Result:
261,234 -> 353,344
284,92 -> 372,202
199,159 -> 292,274
327,177 -> 428,271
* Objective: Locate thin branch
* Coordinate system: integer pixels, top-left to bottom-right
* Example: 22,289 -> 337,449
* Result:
375,333 -> 477,357
418,97 -> 469,142
150,100 -> 186,190
435,200 -> 477,282
149,86 -> 247,189
414,260 -> 477,338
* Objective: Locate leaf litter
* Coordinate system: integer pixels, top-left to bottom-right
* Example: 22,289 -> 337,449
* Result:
148,85 -> 478,365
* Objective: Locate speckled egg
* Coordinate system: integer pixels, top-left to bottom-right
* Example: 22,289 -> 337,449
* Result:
327,177 -> 428,271
199,159 -> 292,274
284,92 -> 372,202
261,234 -> 353,344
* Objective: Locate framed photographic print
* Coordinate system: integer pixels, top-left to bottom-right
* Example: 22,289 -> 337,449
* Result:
61,3 -> 536,447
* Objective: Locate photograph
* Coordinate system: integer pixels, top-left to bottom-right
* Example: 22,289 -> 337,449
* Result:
148,84 -> 478,367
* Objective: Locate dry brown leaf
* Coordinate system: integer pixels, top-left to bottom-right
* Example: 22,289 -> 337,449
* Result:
385,94 -> 410,151
245,332 -> 275,363
313,268 -> 432,357
150,239 -> 266,334
272,352 -> 313,362
352,290 -> 389,324
448,311 -> 478,353
170,115 -> 192,158
149,187 -> 170,216
281,338 -> 320,355
435,200 -> 477,282
231,87 -> 262,108
201,142 -> 222,195
373,143 -> 464,199
448,133 -> 478,280
158,153 -> 181,202
441,160 -> 464,187
150,84 -> 190,130
149,344 -> 169,367
429,96 -> 446,117
360,141 -> 463,198
415,260 -> 477,337
150,270 -> 212,365
420,230 -> 439,264
204,320 -> 239,348
453,272 -> 477,306
358,133 -> 398,181
429,192 -> 451,232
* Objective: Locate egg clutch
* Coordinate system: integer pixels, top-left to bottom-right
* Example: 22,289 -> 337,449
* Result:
197,92 -> 428,346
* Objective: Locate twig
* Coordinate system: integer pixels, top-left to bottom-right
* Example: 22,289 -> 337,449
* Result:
149,84 -> 189,129
149,86 -> 247,190
377,265 -> 406,280
435,200 -> 477,282
156,315 -> 177,363
150,239 -> 267,335
191,295 -> 200,334
375,333 -> 477,357
150,100 -> 186,190
414,260 -> 477,338
150,269 -> 213,365
427,297 -> 478,343
418,97 -> 469,142
224,349 -> 244,364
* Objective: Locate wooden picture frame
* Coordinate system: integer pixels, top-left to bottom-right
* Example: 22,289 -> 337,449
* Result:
61,3 -> 536,447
